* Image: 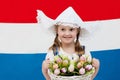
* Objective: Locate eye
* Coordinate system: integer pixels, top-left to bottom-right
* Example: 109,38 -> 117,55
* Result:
61,28 -> 65,31
70,28 -> 74,31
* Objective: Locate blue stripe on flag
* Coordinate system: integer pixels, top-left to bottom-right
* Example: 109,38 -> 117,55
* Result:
91,49 -> 120,80
0,53 -> 46,80
0,49 -> 120,80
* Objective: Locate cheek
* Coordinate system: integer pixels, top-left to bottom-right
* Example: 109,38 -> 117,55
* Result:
72,32 -> 77,37
58,32 -> 63,38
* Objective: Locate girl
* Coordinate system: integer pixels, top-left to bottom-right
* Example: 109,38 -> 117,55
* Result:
42,22 -> 99,80
42,7 -> 100,80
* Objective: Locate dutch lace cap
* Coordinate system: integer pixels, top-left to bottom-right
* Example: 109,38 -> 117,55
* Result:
55,7 -> 85,28
36,6 -> 98,40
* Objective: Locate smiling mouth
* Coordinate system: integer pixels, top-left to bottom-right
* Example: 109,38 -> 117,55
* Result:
63,37 -> 72,38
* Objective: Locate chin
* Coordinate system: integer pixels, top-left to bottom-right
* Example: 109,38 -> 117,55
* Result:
62,40 -> 73,44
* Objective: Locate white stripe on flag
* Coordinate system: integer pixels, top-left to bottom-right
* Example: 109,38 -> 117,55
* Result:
0,19 -> 120,53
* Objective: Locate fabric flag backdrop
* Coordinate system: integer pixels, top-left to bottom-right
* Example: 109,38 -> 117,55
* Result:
0,0 -> 120,80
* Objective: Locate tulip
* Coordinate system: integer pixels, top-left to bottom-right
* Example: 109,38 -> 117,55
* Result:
86,55 -> 92,63
79,67 -> 85,75
54,69 -> 60,75
61,68 -> 67,73
68,64 -> 74,72
80,55 -> 86,62
62,60 -> 69,67
77,62 -> 83,68
54,56 -> 61,62
56,57 -> 62,64
72,54 -> 79,62
53,63 -> 58,69
85,64 -> 93,70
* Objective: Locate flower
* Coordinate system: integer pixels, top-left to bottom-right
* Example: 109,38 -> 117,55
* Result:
54,69 -> 60,75
53,63 -> 59,69
77,62 -> 83,68
68,64 -> 74,72
62,60 -> 69,67
85,64 -> 93,71
80,55 -> 86,62
86,55 -> 92,63
49,54 -> 95,76
72,54 -> 79,62
54,55 -> 62,63
61,68 -> 67,73
79,67 -> 85,75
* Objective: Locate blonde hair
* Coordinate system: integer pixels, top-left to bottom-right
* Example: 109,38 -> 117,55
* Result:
49,25 -> 85,55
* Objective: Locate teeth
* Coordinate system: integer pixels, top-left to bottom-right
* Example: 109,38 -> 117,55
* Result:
64,37 -> 70,38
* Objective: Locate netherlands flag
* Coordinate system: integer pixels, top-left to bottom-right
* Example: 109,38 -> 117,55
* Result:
0,0 -> 120,80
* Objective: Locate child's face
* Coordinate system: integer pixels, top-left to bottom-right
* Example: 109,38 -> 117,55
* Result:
57,25 -> 78,44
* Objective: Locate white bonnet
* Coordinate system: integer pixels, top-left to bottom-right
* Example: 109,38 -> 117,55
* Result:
36,6 -> 98,40
54,7 -> 85,28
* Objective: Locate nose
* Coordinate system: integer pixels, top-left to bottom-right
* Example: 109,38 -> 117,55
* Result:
65,31 -> 70,35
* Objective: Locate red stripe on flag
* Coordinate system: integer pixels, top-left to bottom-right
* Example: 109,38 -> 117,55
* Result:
0,0 -> 120,23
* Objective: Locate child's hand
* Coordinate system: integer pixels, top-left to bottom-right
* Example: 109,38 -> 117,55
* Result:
91,58 -> 100,80
43,58 -> 50,69
42,58 -> 51,80
92,58 -> 100,68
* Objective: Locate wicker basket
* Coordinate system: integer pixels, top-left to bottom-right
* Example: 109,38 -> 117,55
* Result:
49,72 -> 93,80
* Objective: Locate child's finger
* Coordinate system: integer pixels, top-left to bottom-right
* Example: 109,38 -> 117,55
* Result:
92,58 -> 100,67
